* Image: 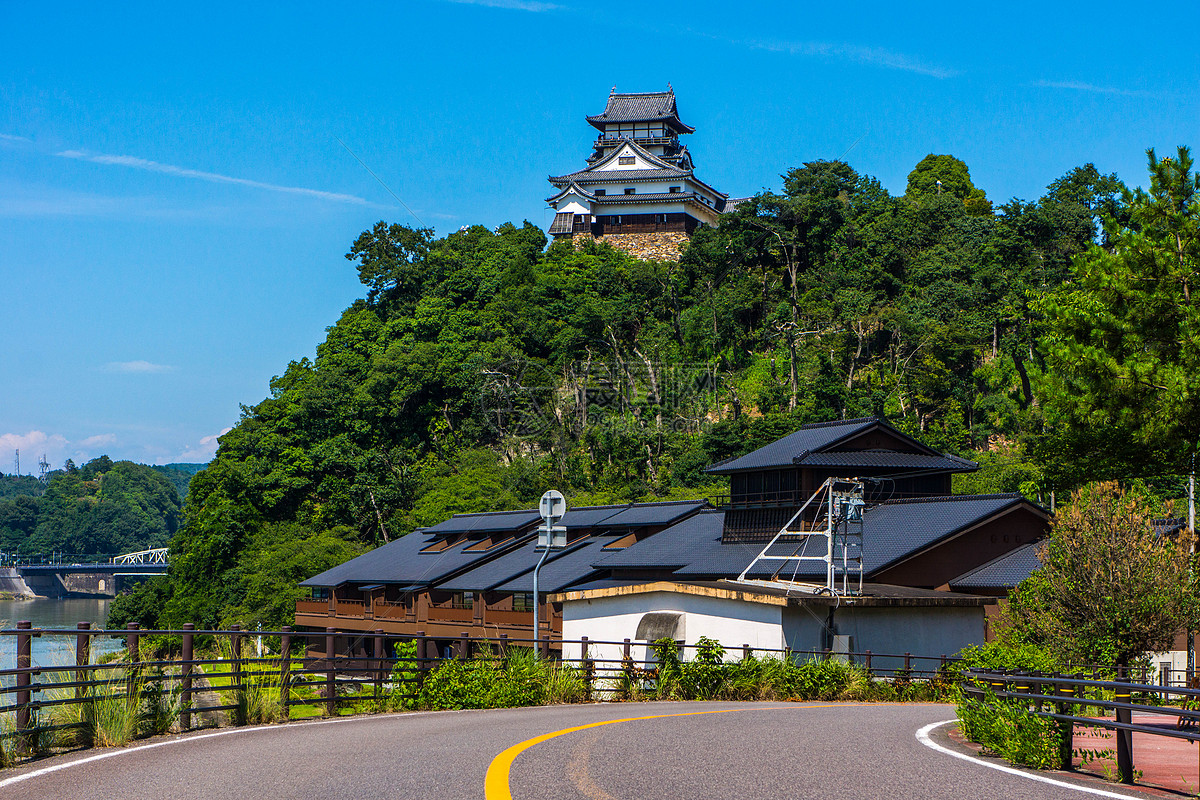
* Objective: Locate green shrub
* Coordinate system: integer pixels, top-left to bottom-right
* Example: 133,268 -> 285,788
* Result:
957,693 -> 1061,769
416,648 -> 580,711
390,641 -> 421,711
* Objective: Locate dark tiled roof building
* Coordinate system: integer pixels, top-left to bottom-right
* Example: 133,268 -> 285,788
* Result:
296,417 -> 1047,650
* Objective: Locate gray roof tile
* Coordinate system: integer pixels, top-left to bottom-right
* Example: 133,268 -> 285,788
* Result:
586,90 -> 694,133
421,509 -> 541,535
948,541 -> 1042,590
705,417 -> 957,474
549,167 -> 692,184
596,494 -> 1037,580
300,530 -> 532,588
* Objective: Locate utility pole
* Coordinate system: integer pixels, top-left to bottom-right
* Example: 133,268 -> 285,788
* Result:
1189,456 -> 1196,679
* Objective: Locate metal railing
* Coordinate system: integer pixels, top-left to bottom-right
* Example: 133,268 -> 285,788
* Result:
963,668 -> 1200,785
0,621 -> 958,760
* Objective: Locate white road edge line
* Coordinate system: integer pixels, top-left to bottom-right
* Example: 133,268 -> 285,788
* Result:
916,719 -> 1147,800
0,710 -> 460,789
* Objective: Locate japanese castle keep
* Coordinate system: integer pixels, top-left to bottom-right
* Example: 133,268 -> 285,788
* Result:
546,86 -> 737,261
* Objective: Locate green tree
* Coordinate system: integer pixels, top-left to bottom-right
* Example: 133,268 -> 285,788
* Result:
906,154 -> 993,215
345,221 -> 435,305
1035,147 -> 1200,480
1007,481 -> 1196,668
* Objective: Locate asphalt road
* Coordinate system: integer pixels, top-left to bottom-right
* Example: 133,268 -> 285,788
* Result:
0,702 -> 1148,800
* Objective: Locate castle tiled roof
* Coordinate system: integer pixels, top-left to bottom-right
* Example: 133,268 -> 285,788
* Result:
587,89 -> 695,134
549,167 -> 693,184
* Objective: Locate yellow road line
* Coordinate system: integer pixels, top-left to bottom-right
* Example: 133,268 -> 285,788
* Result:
484,704 -> 846,800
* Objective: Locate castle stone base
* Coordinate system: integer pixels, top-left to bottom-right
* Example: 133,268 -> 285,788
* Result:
572,231 -> 689,261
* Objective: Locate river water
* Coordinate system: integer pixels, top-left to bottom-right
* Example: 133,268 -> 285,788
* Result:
0,598 -> 124,686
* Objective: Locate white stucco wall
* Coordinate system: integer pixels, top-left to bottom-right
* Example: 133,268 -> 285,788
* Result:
562,588 -> 988,677
561,590 -> 784,670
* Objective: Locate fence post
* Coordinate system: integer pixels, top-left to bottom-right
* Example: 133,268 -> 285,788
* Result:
623,637 -> 633,690
499,634 -> 508,658
1115,664 -> 1134,784
541,634 -> 550,660
126,622 -> 140,664
864,650 -> 872,674
743,644 -> 751,662
180,623 -> 194,731
279,625 -> 292,708
374,629 -> 385,703
415,630 -> 427,672
325,628 -> 337,717
15,620 -> 32,755
459,632 -> 469,661
580,637 -> 593,701
1057,673 -> 1075,770
75,622 -> 91,700
229,624 -> 245,725
126,622 -> 141,704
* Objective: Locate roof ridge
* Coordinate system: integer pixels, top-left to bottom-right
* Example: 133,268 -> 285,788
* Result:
449,508 -> 538,518
794,416 -> 879,430
874,493 -> 1021,507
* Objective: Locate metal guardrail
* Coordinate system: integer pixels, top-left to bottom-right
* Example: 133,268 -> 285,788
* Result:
964,669 -> 1200,784
0,621 -> 958,759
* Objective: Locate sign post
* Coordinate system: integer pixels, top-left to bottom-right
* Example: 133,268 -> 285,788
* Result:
533,490 -> 567,646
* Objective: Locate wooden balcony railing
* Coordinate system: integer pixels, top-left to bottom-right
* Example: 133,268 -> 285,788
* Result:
295,600 -> 330,616
426,606 -> 474,623
334,599 -> 365,618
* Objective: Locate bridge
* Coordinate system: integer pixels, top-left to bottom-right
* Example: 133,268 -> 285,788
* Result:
9,548 -> 169,598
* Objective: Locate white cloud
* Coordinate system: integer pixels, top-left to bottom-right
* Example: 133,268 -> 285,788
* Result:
0,133 -> 32,143
441,0 -> 560,10
733,36 -> 957,78
78,434 -> 118,448
0,431 -> 70,465
103,360 -> 175,374
1033,79 -> 1153,97
176,428 -> 232,463
55,150 -> 370,205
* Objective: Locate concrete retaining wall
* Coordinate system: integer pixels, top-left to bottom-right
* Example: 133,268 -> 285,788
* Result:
0,567 -> 36,598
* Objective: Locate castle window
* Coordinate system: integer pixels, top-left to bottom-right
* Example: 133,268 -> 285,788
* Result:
669,186 -> 681,193
618,156 -> 635,165
624,187 -> 635,195
595,189 -> 606,196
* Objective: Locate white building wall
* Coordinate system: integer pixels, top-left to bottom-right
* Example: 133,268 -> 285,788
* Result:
561,590 -> 784,669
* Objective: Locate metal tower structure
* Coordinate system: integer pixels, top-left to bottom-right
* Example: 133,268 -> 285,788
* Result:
37,454 -> 50,484
737,477 -> 866,596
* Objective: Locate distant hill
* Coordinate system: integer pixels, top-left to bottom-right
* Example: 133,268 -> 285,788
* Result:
1,456 -> 182,556
0,474 -> 47,500
151,463 -> 208,502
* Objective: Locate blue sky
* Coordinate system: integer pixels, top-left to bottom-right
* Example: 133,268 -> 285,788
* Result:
1,0 -> 1197,469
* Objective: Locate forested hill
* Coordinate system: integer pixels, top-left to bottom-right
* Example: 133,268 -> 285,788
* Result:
110,148 -> 1200,631
151,463 -> 207,502
0,457 -> 182,556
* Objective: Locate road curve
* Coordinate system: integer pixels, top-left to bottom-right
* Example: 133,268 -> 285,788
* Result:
0,702 -> 1148,799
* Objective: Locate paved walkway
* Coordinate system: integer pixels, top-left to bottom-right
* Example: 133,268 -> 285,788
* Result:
1071,715 -> 1200,796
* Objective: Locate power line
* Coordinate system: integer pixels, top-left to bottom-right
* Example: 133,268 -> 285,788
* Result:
334,136 -> 427,229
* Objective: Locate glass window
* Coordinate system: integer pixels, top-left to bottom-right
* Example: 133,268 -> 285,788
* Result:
625,187 -> 635,195
595,189 -> 606,196
669,186 -> 681,193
